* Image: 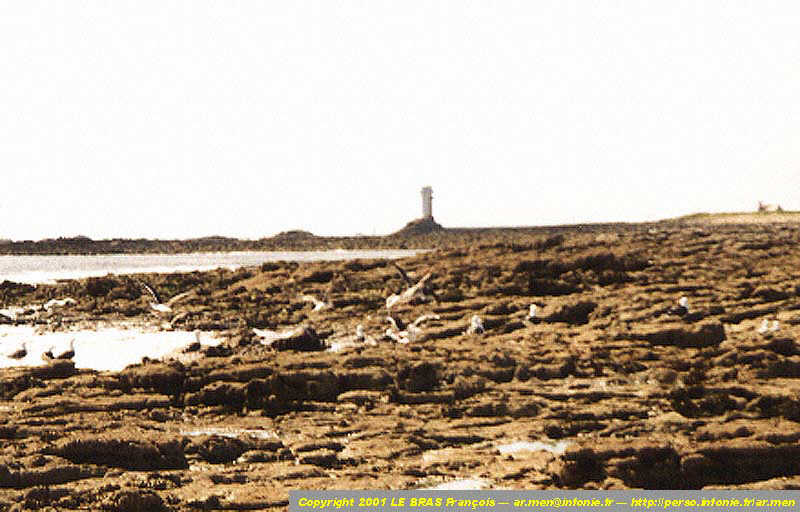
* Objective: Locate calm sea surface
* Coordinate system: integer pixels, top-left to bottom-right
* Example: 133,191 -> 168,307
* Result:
0,250 -> 427,285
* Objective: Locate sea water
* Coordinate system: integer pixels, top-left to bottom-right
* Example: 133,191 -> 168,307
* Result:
0,249 -> 426,285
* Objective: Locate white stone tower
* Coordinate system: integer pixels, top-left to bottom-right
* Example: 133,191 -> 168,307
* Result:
421,186 -> 433,219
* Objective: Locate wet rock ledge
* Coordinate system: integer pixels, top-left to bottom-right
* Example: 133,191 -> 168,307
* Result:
3,224 -> 800,510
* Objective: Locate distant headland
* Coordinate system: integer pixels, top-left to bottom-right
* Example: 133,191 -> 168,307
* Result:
2,187 -> 798,255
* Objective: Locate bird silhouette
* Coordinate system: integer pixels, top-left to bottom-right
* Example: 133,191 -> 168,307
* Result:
386,272 -> 433,309
129,278 -> 192,315
43,339 -> 75,360
6,342 -> 27,360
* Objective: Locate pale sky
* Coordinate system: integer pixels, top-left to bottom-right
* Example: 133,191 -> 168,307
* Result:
2,1 -> 799,240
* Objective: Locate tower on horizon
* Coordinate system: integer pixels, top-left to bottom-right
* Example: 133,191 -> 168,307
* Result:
421,186 -> 433,219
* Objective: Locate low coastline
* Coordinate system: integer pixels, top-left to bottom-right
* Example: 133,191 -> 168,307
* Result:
0,221 -> 655,255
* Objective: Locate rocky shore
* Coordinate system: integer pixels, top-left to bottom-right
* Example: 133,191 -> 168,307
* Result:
3,223 -> 800,510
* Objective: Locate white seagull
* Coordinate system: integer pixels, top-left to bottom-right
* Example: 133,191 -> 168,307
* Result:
43,298 -> 77,312
132,278 -> 192,315
671,296 -> 690,316
384,328 -> 406,344
386,315 -> 405,331
384,322 -> 422,345
758,319 -> 780,335
465,315 -> 484,335
386,272 -> 432,310
301,294 -> 331,312
384,313 -> 436,344
411,313 -> 440,328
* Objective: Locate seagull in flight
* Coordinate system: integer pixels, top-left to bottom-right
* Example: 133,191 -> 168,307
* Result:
386,271 -> 433,309
386,262 -> 439,309
386,315 -> 405,332
130,278 -> 192,315
410,313 -> 440,328
384,324 -> 422,344
301,294 -> 331,312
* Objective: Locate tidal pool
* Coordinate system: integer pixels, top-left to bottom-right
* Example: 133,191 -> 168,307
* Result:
0,325 -> 220,371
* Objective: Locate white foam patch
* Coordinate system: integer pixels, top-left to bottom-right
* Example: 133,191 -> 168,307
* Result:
180,428 -> 278,440
496,440 -> 571,455
0,325 -> 220,372
424,478 -> 491,490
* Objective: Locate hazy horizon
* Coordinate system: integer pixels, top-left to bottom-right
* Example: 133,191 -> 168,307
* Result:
3,1 -> 799,241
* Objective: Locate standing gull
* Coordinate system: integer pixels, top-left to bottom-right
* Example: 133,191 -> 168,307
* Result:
670,296 -> 690,316
6,342 -> 27,360
43,339 -> 75,360
465,315 -> 484,335
527,304 -> 540,324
